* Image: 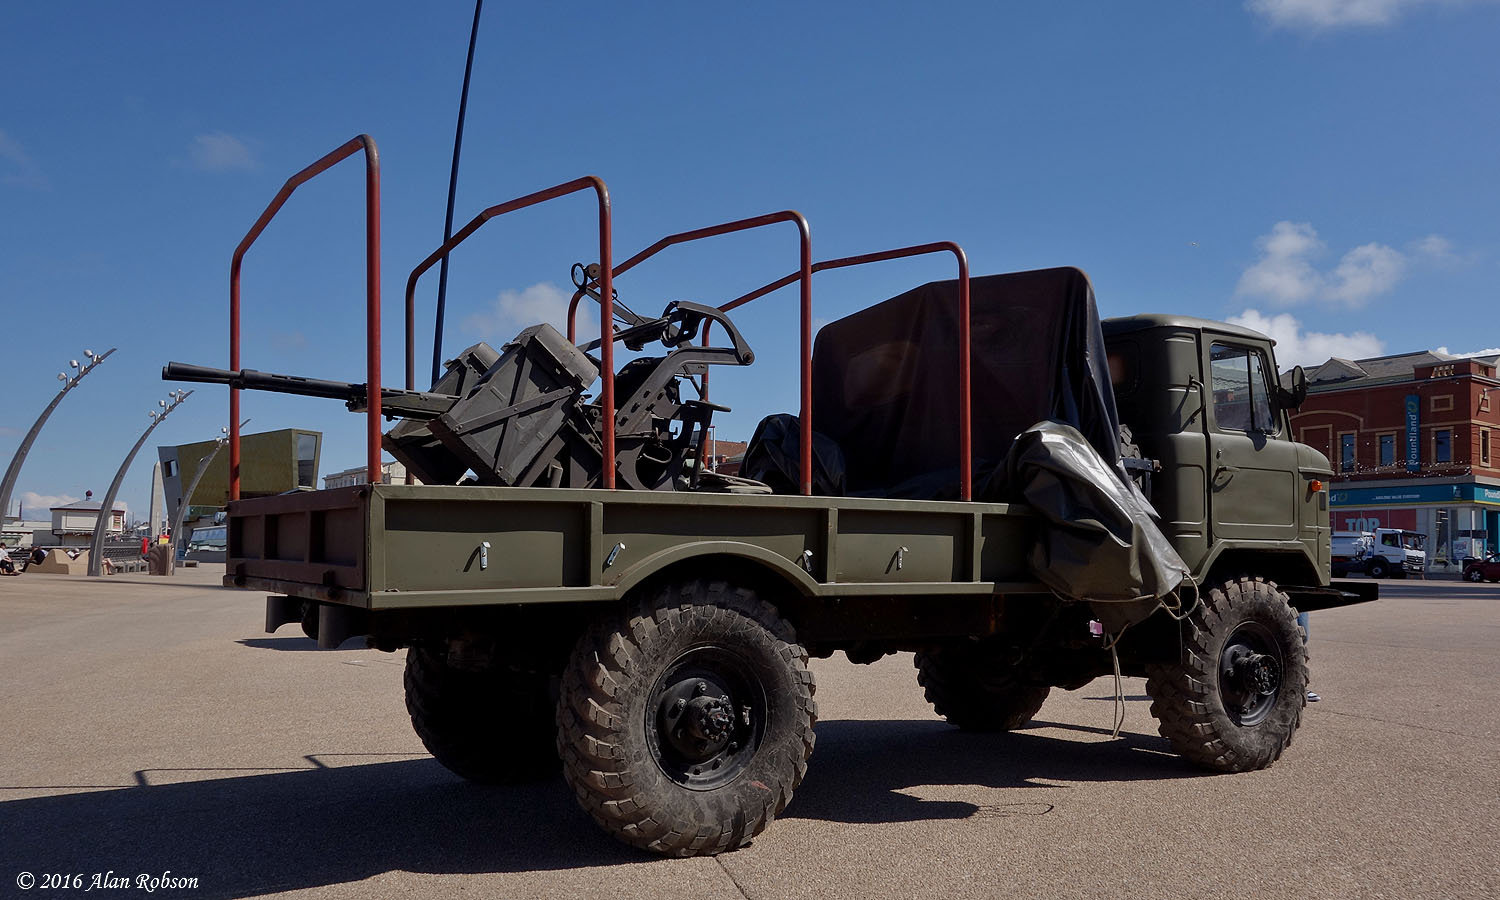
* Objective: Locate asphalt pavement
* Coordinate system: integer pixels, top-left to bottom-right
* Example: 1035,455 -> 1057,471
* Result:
1,570 -> 1496,900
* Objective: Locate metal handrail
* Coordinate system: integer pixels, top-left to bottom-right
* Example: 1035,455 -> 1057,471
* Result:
566,211 -> 815,493
713,242 -> 973,500
402,177 -> 615,485
229,135 -> 381,499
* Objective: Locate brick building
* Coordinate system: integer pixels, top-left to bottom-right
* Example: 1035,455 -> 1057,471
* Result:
1288,350 -> 1500,571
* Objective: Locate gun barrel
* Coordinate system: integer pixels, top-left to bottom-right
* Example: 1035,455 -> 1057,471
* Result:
163,361 -> 366,402
163,361 -> 461,419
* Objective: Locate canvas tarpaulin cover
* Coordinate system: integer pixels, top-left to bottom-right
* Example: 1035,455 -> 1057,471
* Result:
808,266 -> 1186,601
1002,420 -> 1187,602
811,267 -> 1121,495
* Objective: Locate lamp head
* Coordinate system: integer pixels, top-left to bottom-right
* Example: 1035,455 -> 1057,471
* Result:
57,373 -> 67,382
83,349 -> 94,359
70,359 -> 80,369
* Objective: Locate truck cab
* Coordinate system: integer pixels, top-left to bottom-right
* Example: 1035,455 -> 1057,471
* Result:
1102,315 -> 1331,588
1353,527 -> 1427,578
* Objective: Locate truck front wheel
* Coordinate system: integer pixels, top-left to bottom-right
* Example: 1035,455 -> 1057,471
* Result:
1144,575 -> 1307,773
1366,557 -> 1389,578
557,579 -> 817,856
914,643 -> 1050,731
404,646 -> 560,784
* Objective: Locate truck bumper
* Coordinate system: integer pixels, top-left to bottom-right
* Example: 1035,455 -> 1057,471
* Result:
1286,580 -> 1378,612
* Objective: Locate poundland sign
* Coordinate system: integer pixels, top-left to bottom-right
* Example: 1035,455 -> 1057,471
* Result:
1405,394 -> 1421,472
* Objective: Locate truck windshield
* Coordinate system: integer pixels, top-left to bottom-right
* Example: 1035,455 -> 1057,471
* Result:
1402,532 -> 1425,551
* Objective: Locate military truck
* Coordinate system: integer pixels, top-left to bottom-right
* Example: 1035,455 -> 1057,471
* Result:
169,136 -> 1374,857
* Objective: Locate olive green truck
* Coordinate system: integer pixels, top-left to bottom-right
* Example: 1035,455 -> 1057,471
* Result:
168,143 -> 1374,857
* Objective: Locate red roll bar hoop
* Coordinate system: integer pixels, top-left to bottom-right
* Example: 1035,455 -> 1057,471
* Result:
229,135 -> 381,500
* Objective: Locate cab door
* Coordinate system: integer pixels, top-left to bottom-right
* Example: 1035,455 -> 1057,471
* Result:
1205,341 -> 1300,544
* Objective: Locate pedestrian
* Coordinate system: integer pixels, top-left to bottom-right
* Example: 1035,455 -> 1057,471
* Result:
29,546 -> 47,568
1299,611 -> 1320,702
0,542 -> 16,576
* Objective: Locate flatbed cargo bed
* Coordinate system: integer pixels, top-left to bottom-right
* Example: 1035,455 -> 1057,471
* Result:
226,484 -> 1050,609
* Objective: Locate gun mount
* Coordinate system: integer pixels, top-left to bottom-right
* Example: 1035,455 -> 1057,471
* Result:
166,296 -> 758,492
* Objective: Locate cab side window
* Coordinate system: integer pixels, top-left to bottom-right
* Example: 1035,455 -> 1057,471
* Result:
1210,343 -> 1276,434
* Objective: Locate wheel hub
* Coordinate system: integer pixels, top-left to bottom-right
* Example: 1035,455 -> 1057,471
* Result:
1226,649 -> 1280,696
1217,622 -> 1287,728
657,678 -> 741,763
649,651 -> 767,791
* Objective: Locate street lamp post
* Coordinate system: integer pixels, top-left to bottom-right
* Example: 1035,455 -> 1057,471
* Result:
0,348 -> 117,524
87,390 -> 193,577
167,427 -> 229,574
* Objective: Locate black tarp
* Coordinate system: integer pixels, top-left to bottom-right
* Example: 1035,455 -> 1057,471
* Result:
808,266 -> 1187,601
1002,421 -> 1187,602
810,267 -> 1121,497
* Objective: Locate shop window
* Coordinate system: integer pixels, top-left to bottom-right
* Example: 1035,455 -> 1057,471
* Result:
1378,433 -> 1395,467
1435,429 -> 1452,464
1431,394 -> 1453,412
1340,433 -> 1356,472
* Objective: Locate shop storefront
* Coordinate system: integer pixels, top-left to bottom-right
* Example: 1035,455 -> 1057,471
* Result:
1330,483 -> 1500,573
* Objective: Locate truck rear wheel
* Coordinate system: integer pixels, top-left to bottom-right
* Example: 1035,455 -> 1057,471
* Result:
557,579 -> 817,856
404,646 -> 560,784
1144,575 -> 1307,773
914,643 -> 1050,731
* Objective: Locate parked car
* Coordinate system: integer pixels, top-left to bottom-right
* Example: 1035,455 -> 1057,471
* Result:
1461,554 -> 1500,583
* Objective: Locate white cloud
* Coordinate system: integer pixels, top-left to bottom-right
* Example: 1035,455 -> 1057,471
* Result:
1246,0 -> 1488,29
1227,309 -> 1386,368
1235,221 -> 1451,308
1410,234 -> 1454,261
188,131 -> 258,172
1324,242 -> 1406,303
1436,345 -> 1500,359
462,281 -> 597,342
17,491 -> 79,515
0,128 -> 48,189
1234,221 -> 1326,304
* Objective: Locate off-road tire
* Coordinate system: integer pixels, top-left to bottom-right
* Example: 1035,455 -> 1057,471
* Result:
404,646 -> 560,784
557,579 -> 816,856
1145,575 -> 1307,773
914,643 -> 1050,731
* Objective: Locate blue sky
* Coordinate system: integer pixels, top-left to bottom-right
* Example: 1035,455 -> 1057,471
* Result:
2,0 -> 1498,520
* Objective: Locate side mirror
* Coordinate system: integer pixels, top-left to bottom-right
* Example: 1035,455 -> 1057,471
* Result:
1276,365 -> 1308,411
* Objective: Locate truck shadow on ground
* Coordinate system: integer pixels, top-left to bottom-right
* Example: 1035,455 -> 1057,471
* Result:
0,720 -> 1202,897
785,718 -> 1202,824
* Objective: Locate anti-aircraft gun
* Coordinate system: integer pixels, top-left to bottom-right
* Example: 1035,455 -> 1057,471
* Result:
165,290 -> 758,493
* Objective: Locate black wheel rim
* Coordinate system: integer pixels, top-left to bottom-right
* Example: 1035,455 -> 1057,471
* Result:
646,645 -> 768,791
1217,621 -> 1284,727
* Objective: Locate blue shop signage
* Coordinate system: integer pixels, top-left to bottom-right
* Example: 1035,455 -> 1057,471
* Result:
1330,483 -> 1500,507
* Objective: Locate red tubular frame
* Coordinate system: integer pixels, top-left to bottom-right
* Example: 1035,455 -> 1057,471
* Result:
403,177 -> 615,485
711,242 -> 973,500
229,135 -> 381,500
566,212 -> 815,494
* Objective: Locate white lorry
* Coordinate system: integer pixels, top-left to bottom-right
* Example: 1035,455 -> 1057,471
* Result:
1332,528 -> 1426,578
